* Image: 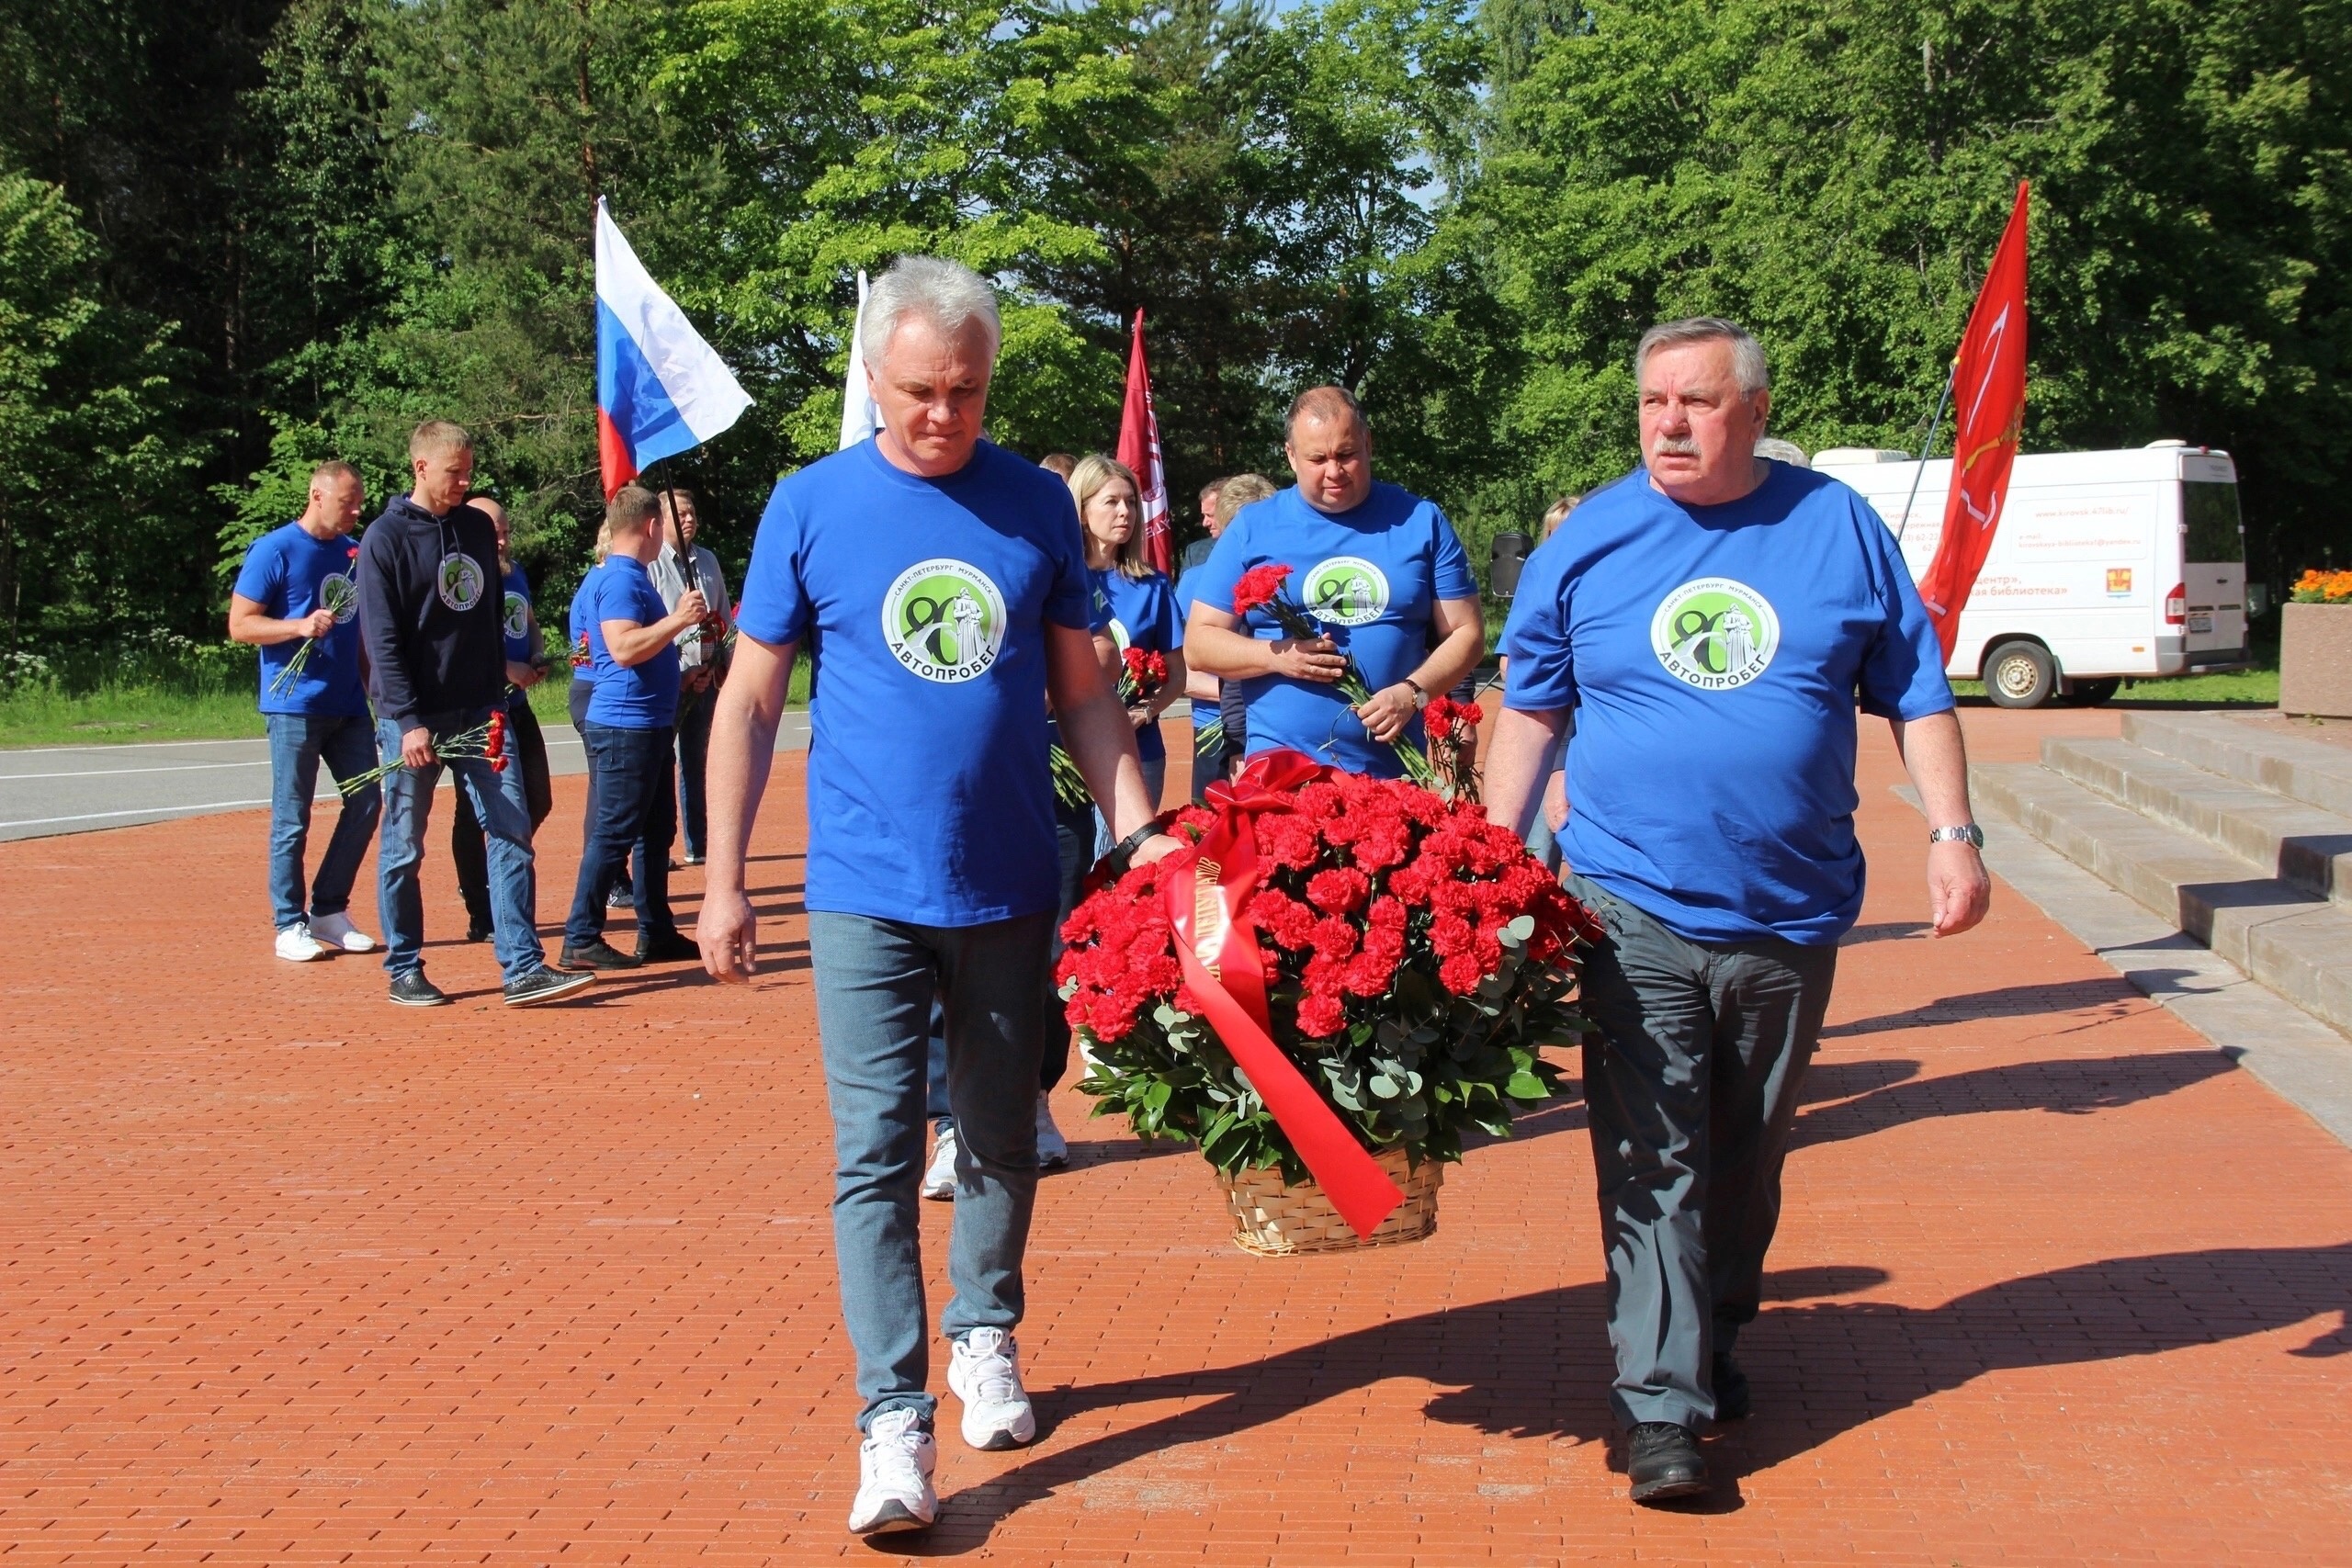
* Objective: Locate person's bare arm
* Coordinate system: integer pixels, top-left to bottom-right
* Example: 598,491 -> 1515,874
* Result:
1889,707 -> 1991,937
1484,705 -> 1569,840
1047,622 -> 1180,862
1355,595 -> 1486,743
697,632 -> 796,981
1184,602 -> 1345,683
228,593 -> 332,647
603,589 -> 707,667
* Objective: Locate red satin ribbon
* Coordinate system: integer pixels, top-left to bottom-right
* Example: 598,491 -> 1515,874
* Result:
1165,750 -> 1405,1237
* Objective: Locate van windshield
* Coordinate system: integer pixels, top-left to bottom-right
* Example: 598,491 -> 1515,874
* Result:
2184,481 -> 2245,563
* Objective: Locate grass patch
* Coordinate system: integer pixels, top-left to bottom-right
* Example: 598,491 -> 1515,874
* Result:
2,654 -> 813,750
1948,664 -> 2279,708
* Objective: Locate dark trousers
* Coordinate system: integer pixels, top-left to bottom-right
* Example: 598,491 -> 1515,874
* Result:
567,678 -> 631,903
454,699 -> 552,932
1566,873 -> 1838,1434
564,721 -> 677,949
674,682 -> 715,859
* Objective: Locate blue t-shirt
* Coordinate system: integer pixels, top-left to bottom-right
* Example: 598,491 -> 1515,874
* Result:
1501,461 -> 1954,946
737,437 -> 1092,926
567,574 -> 594,684
1095,566 -> 1182,764
233,521 -> 369,718
1191,481 -> 1476,776
1171,562 -> 1220,729
500,565 -> 534,665
583,555 -> 680,728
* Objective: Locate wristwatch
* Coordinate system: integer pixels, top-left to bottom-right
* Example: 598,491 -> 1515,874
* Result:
1928,823 -> 1986,849
1103,817 -> 1169,879
1402,678 -> 1430,712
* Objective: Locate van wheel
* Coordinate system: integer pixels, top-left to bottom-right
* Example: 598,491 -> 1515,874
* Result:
2069,677 -> 2121,706
1984,641 -> 2057,708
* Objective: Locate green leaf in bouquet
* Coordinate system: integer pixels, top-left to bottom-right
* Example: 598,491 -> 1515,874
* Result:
1505,914 -> 1535,944
1504,1070 -> 1550,1100
1370,1073 -> 1398,1100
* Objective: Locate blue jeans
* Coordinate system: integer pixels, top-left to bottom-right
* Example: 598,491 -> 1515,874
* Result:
807,909 -> 1055,1430
565,721 -> 677,948
265,712 -> 382,931
374,709 -> 545,983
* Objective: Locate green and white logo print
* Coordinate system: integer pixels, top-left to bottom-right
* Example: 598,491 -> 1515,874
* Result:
503,590 -> 529,642
1302,556 -> 1390,626
320,572 -> 359,625
436,551 -> 486,613
1650,576 -> 1780,690
881,558 -> 1007,682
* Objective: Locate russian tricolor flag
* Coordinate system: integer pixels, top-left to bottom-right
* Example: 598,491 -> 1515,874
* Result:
595,198 -> 752,497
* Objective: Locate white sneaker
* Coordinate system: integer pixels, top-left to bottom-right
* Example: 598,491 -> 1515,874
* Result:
847,1407 -> 936,1536
1035,1091 -> 1069,1168
274,923 -> 327,963
307,911 -> 377,953
922,1124 -> 959,1201
946,1326 -> 1036,1450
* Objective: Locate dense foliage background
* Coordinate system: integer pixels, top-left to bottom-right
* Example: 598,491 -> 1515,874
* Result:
2,0 -> 2344,653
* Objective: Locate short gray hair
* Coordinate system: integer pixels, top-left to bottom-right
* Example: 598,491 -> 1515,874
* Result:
860,256 -> 1003,369
1634,317 -> 1770,396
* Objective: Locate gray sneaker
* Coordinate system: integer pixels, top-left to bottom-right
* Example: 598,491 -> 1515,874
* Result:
504,967 -> 596,1008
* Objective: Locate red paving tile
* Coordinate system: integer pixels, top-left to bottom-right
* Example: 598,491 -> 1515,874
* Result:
1,707 -> 2347,1564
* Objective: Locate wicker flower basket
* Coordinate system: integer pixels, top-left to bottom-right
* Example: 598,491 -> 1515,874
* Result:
1215,1145 -> 1444,1256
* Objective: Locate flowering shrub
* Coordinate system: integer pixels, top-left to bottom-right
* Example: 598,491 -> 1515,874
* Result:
1059,764 -> 1597,1177
2290,569 -> 2352,604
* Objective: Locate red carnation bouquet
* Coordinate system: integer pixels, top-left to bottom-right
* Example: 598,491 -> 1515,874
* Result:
1229,564 -> 1440,789
570,631 -> 593,669
338,705 -> 511,795
268,544 -> 361,696
1120,645 -> 1168,706
1059,751 -> 1596,1214
1422,694 -> 1483,801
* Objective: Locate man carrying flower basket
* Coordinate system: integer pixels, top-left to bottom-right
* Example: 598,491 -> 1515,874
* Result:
1484,318 -> 1992,1505
356,420 -> 594,1010
696,257 -> 1179,1538
1183,387 -> 1485,783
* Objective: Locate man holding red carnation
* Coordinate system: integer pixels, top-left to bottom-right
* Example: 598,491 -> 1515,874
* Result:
1184,387 -> 1486,778
696,257 -> 1179,1539
1485,319 -> 1992,1505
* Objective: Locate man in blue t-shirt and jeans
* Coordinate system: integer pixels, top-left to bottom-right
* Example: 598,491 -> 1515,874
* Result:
1485,318 -> 1992,1506
560,484 -> 707,971
228,459 -> 381,963
698,257 -> 1179,1539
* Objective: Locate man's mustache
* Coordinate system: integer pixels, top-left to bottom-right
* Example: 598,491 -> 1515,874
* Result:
1652,434 -> 1701,457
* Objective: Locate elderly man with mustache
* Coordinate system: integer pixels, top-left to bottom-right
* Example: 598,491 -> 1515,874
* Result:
1482,317 -> 1992,1505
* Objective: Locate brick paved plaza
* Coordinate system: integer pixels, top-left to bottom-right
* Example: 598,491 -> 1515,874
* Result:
3,709 -> 2347,1564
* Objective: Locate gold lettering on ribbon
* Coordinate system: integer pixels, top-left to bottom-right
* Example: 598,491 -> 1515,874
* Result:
1193,856 -> 1226,978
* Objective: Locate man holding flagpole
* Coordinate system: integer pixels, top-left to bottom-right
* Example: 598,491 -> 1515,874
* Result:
697,255 -> 1178,1538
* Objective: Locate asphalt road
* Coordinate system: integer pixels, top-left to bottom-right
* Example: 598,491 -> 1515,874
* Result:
0,713 -> 811,843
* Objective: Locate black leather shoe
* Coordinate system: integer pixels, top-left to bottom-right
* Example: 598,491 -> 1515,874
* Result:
388,970 -> 450,1008
560,938 -> 640,971
1626,1422 -> 1708,1504
503,966 -> 596,1008
1713,1350 -> 1751,1422
636,931 -> 701,964
464,919 -> 492,943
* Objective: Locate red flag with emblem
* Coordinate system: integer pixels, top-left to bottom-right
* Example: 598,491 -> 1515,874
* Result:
1116,310 -> 1172,576
1918,181 -> 2030,661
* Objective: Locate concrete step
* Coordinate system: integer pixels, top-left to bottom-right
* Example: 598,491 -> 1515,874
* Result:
2041,737 -> 2352,909
1973,761 -> 2352,1038
2122,711 -> 2352,818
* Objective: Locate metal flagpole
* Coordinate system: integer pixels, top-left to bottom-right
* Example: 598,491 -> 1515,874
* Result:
1895,362 -> 1956,543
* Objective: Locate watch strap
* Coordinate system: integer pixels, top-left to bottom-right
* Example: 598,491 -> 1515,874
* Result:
1928,823 -> 1985,848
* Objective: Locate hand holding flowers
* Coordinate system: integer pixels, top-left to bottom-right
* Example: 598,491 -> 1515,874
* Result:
1230,564 -> 1439,786
340,706 -> 510,796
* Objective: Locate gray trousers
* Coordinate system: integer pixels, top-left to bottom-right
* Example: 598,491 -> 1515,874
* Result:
807,909 -> 1054,1431
1567,874 -> 1838,1432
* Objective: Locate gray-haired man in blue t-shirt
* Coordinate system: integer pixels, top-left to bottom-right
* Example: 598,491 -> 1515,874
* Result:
1484,318 -> 1992,1506
698,256 -> 1179,1539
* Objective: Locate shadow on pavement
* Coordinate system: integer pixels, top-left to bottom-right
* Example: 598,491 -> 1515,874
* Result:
912,1243 -> 2350,1549
1821,976 -> 2141,1039
1792,1048 -> 2233,1148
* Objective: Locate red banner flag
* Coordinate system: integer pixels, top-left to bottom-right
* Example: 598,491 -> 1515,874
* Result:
1918,181 -> 2030,661
1116,310 -> 1173,576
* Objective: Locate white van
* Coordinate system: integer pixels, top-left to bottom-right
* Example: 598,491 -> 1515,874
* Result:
1811,443 -> 2252,707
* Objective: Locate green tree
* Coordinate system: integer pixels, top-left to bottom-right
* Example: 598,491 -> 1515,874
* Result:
0,171 -> 205,646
